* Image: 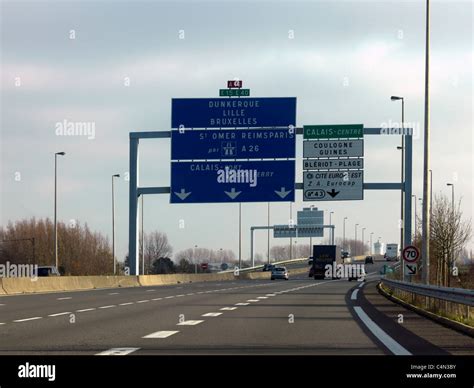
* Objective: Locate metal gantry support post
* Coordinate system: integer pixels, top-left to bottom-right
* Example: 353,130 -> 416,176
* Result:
403,132 -> 413,281
128,136 -> 139,275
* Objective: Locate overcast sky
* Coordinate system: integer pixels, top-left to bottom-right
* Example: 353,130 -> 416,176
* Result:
1,0 -> 472,263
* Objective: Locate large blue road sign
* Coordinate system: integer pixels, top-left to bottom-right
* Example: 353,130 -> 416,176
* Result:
170,160 -> 295,203
171,128 -> 295,160
171,97 -> 296,128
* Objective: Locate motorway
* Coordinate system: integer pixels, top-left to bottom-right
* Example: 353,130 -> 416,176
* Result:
0,261 -> 472,355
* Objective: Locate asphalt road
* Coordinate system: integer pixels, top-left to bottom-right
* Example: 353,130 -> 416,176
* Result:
0,261 -> 472,355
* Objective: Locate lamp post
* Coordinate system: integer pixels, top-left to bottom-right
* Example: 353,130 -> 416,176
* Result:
54,151 -> 66,270
343,217 -> 348,252
355,223 -> 359,256
329,211 -> 334,245
112,174 -> 120,275
362,227 -> 366,255
392,96 -> 405,254
413,194 -> 417,243
447,183 -> 455,267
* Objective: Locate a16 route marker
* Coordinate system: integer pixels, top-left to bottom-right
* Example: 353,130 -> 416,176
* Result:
402,245 -> 419,263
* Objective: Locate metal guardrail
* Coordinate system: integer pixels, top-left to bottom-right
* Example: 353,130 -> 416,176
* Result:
381,278 -> 474,306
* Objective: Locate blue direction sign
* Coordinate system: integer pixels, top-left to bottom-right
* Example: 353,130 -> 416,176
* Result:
171,128 -> 295,160
171,97 -> 296,128
171,160 -> 295,203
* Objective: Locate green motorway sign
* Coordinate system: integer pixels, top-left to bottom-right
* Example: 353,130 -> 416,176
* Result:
219,89 -> 250,97
303,124 -> 363,139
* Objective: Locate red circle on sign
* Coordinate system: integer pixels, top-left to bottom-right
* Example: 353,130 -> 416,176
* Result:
402,245 -> 419,263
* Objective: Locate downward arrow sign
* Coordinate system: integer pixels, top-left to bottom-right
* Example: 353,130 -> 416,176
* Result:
174,189 -> 191,201
327,189 -> 340,198
275,187 -> 292,199
406,265 -> 417,275
224,188 -> 241,199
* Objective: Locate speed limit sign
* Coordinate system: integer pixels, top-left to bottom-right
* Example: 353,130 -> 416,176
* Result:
403,245 -> 420,263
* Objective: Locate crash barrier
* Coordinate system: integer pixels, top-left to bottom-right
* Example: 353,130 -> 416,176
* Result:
379,278 -> 474,334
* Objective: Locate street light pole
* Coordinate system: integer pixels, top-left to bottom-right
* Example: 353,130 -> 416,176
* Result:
447,183 -> 455,267
329,211 -> 334,245
413,194 -> 417,243
362,227 -> 366,255
355,223 -> 359,256
343,217 -> 348,252
54,152 -> 66,270
421,0 -> 432,285
112,174 -> 120,275
370,232 -> 374,254
392,96 -> 405,255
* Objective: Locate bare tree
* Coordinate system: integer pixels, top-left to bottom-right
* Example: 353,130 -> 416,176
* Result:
141,231 -> 173,274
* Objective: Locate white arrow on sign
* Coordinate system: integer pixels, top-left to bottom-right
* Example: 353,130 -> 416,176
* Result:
224,188 -> 241,199
174,189 -> 191,200
275,187 -> 292,199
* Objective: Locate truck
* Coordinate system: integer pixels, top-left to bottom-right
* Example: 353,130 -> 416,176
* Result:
384,243 -> 399,261
311,245 -> 337,279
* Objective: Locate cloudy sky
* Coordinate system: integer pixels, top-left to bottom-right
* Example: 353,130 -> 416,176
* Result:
1,0 -> 472,263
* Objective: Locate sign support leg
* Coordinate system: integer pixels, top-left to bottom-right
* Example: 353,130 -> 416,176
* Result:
404,134 -> 413,281
128,137 -> 139,276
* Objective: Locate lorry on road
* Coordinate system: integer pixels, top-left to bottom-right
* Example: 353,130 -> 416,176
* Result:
384,243 -> 399,261
311,245 -> 337,279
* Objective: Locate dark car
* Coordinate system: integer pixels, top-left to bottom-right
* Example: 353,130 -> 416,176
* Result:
365,256 -> 374,264
262,264 -> 275,272
308,266 -> 315,277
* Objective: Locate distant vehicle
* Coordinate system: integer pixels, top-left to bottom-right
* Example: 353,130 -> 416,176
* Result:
312,245 -> 337,280
384,244 -> 399,261
365,256 -> 374,264
271,266 -> 288,280
36,266 -> 61,277
262,264 -> 275,272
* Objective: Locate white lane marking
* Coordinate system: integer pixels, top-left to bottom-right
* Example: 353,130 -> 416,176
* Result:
76,308 -> 95,313
257,296 -> 268,299
187,293 -> 195,296
13,317 -> 42,322
119,302 -> 134,306
48,312 -> 71,317
152,298 -> 162,301
146,290 -> 156,292
165,296 -> 175,299
358,282 -> 365,288
247,299 -> 259,302
197,292 -> 205,294
235,303 -> 249,306
96,348 -> 140,355
108,293 -> 119,295
351,289 -> 359,300
176,294 -> 185,297
0,304 -> 5,306
57,297 -> 72,300
220,307 -> 237,311
143,330 -> 179,339
177,320 -> 204,326
353,306 -> 411,356
137,300 -> 149,303
0,323 -> 5,325
99,305 -> 116,309
201,312 -> 222,317
266,294 -> 276,297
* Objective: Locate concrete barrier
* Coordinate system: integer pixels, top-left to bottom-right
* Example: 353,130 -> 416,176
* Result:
0,278 -> 5,295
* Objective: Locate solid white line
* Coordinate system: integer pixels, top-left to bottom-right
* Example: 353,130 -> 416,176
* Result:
143,330 -> 179,339
99,305 -> 116,309
57,297 -> 72,300
48,312 -> 71,317
353,306 -> 411,356
177,320 -> 204,326
351,289 -> 359,300
76,308 -> 95,312
119,302 -> 134,306
220,307 -> 237,311
14,317 -> 42,322
201,312 -> 222,317
96,347 -> 140,355
136,300 -> 149,303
